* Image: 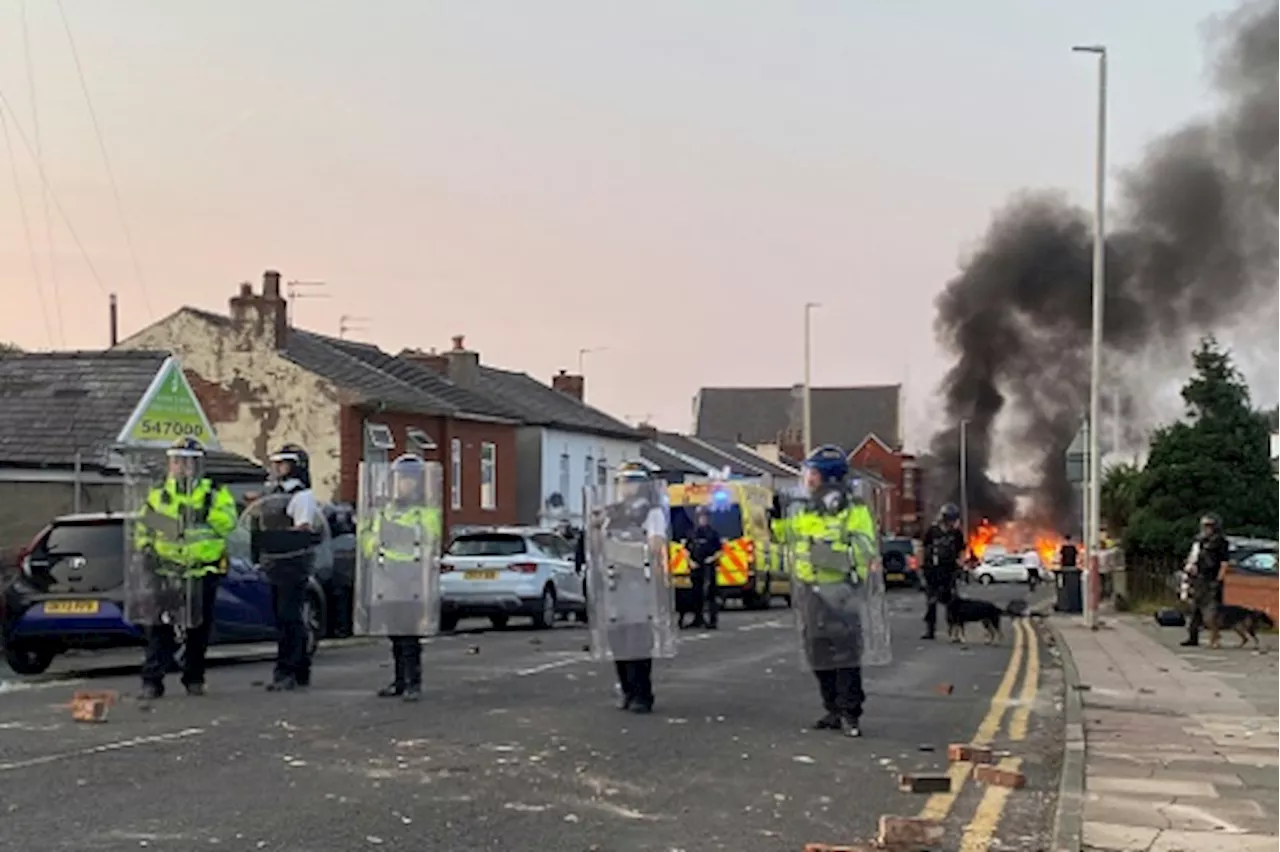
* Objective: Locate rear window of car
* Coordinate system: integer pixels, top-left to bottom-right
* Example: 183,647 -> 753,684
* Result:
446,534 -> 528,557
882,538 -> 914,554
44,522 -> 124,562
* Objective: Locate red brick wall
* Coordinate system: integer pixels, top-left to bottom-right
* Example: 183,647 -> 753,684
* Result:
850,438 -> 904,535
1224,573 -> 1279,623
338,406 -> 517,534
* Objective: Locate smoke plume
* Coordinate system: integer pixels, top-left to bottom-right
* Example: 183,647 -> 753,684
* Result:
929,0 -> 1279,532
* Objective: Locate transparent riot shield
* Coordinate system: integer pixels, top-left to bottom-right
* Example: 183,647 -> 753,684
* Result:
122,454 -> 204,629
850,477 -> 892,667
786,484 -> 892,671
245,491 -> 320,586
585,480 -> 677,662
353,460 -> 443,637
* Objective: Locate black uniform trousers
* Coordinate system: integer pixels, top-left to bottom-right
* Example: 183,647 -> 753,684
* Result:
688,560 -> 720,628
814,666 -> 864,721
614,659 -> 654,708
272,577 -> 312,685
142,572 -> 222,691
922,570 -> 957,636
389,636 -> 423,687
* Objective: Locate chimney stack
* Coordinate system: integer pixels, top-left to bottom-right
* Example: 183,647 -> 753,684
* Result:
552,369 -> 585,402
444,335 -> 480,387
399,347 -> 449,376
228,271 -> 288,350
108,293 -> 119,347
263,270 -> 282,301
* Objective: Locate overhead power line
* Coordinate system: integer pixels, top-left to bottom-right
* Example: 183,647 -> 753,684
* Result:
0,106 -> 54,347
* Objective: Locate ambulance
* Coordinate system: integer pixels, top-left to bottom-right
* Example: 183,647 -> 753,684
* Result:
666,477 -> 788,610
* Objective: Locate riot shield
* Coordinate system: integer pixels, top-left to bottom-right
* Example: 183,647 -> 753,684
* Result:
786,485 -> 892,670
850,478 -> 892,667
245,490 -> 320,586
353,460 -> 443,637
585,480 -> 677,662
122,455 -> 204,629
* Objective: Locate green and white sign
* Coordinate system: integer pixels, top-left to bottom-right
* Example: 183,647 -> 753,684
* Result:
117,357 -> 220,450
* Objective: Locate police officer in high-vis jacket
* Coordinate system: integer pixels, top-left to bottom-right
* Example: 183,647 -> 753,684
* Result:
134,437 -> 237,700
358,454 -> 442,701
782,445 -> 880,738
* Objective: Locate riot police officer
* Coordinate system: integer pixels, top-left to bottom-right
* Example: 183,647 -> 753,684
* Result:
587,463 -> 674,714
1183,513 -> 1229,647
782,446 -> 881,738
357,453 -> 442,701
254,443 -> 322,691
921,503 -> 966,640
132,438 -> 237,699
684,507 -> 722,629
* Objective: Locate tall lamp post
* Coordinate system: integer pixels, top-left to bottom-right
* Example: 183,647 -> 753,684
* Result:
959,418 -> 971,538
1073,44 -> 1107,630
803,302 -> 821,454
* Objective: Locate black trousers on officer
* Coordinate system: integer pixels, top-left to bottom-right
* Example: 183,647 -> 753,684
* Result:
388,636 -> 423,689
272,578 -> 312,686
614,658 -> 654,709
922,572 -> 956,638
688,561 -> 719,628
814,666 -> 864,721
142,572 -> 221,692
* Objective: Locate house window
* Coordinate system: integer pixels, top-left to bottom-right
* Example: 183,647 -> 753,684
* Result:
480,442 -> 497,510
365,421 -> 395,465
902,466 -> 916,496
559,452 -> 570,500
450,438 -> 462,510
597,457 -> 608,486
407,427 -> 436,455
584,455 -> 593,494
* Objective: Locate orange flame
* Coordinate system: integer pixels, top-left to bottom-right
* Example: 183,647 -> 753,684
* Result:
967,518 -> 999,560
1034,535 -> 1059,568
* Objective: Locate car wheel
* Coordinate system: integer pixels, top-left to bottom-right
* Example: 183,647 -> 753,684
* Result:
531,586 -> 556,630
978,574 -> 994,586
489,615 -> 510,630
302,591 -> 325,657
439,611 -> 460,633
4,644 -> 56,675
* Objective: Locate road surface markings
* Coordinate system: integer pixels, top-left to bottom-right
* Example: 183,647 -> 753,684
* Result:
959,618 -> 1039,849
0,727 -> 206,773
0,678 -> 87,695
515,655 -> 591,676
735,618 -> 788,632
916,616 -> 1027,823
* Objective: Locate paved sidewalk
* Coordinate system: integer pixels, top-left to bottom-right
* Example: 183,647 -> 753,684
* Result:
1055,614 -> 1278,851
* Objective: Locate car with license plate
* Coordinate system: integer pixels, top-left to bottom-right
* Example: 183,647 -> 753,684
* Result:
973,551 -> 1043,585
439,527 -> 585,631
0,507 -> 330,676
880,537 -> 920,588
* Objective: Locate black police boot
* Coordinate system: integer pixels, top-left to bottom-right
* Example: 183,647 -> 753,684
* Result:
137,682 -> 163,701
378,654 -> 406,698
266,676 -> 297,692
841,716 -> 863,738
812,712 -> 841,730
1180,635 -> 1199,647
184,682 -> 206,697
402,651 -> 423,703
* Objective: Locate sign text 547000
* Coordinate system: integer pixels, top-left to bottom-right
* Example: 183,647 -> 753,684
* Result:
139,419 -> 206,438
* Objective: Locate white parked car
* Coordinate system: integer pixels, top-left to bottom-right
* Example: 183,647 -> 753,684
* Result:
974,552 -> 1043,585
439,527 -> 586,631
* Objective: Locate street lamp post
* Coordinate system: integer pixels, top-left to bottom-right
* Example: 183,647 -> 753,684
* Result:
803,302 -> 820,454
959,418 -> 970,537
1073,44 -> 1107,630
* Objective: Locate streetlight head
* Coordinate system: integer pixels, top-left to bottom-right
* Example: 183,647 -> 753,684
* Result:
1072,44 -> 1105,54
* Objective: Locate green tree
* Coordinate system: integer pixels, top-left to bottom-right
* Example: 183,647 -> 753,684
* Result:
0,341 -> 20,355
1125,337 -> 1279,557
1100,461 -> 1142,537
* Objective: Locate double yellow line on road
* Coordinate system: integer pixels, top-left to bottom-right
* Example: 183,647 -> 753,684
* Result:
915,618 -> 1041,851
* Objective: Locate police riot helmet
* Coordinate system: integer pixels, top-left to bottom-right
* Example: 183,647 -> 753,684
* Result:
939,503 -> 961,525
1199,513 -> 1222,532
389,453 -> 426,504
269,442 -> 311,488
803,445 -> 849,484
166,437 -> 206,482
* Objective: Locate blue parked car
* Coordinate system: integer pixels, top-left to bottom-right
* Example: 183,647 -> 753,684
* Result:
1,507 -> 330,675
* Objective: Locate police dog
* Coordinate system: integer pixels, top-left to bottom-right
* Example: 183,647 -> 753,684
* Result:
1208,605 -> 1275,650
946,595 -> 1011,645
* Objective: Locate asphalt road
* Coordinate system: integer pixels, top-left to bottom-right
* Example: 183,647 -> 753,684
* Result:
0,584 -> 1064,851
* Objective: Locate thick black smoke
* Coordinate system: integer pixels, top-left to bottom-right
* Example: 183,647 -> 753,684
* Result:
929,0 -> 1279,532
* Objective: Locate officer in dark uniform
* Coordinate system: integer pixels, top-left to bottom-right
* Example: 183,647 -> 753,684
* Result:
252,443 -> 322,691
684,508 -> 722,629
1183,513 -> 1229,647
920,503 -> 966,640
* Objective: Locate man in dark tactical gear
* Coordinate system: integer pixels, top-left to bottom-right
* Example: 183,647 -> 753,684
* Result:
920,503 -> 966,640
1183,513 -> 1229,647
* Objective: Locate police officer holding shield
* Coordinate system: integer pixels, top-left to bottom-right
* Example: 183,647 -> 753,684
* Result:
920,503 -> 966,640
781,446 -> 884,738
128,437 -> 237,700
250,443 -> 322,691
585,463 -> 676,714
355,453 -> 443,701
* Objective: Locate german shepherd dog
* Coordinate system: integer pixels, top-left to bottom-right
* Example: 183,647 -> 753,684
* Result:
1208,605 -> 1275,650
946,596 -> 1025,645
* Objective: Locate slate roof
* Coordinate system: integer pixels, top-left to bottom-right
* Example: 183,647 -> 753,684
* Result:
694,385 -> 901,452
0,350 -> 264,480
465,366 -> 641,440
695,437 -> 800,479
652,432 -> 776,478
639,441 -> 704,476
0,351 -> 169,467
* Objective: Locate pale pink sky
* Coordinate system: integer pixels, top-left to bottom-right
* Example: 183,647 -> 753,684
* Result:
0,1 -> 1247,446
